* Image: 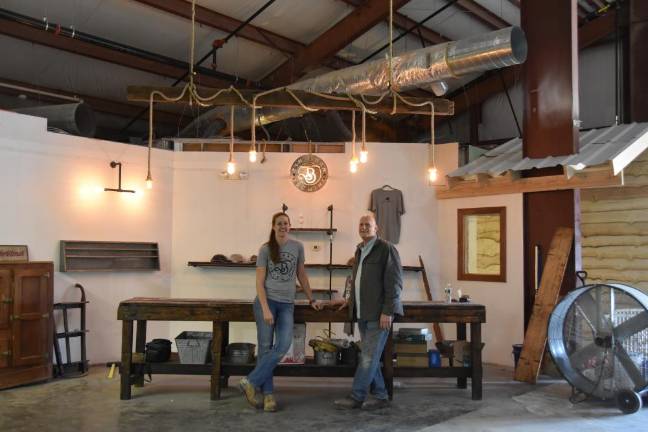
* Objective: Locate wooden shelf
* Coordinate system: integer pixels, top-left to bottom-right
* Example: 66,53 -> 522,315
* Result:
139,355 -> 468,378
61,241 -> 160,272
290,228 -> 337,233
188,261 -> 422,272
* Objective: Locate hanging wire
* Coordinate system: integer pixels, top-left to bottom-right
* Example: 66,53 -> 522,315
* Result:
143,0 -> 442,185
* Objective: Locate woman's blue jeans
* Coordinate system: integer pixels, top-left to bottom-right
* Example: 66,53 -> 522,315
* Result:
247,297 -> 294,395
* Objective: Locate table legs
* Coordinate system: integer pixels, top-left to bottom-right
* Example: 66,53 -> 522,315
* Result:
384,326 -> 394,400
456,323 -> 467,389
120,320 -> 133,400
134,320 -> 147,387
221,321 -> 229,388
210,321 -> 223,400
470,322 -> 483,400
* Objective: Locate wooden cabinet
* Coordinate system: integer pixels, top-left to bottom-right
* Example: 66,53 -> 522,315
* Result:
0,262 -> 53,390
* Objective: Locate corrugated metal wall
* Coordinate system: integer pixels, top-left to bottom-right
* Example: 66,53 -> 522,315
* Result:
581,149 -> 648,291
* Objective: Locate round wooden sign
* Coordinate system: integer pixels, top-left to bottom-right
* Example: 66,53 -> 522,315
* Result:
290,154 -> 328,192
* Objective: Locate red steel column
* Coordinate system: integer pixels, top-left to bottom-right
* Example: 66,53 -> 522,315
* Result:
630,0 -> 648,121
521,0 -> 579,328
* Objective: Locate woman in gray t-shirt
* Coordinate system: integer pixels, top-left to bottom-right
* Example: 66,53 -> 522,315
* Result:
239,212 -> 321,412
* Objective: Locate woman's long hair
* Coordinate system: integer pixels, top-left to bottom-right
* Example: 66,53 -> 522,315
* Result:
267,212 -> 290,263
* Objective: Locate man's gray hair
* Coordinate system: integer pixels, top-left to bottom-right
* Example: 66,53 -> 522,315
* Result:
359,213 -> 377,224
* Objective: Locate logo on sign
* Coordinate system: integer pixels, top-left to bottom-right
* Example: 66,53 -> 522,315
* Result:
290,155 -> 328,192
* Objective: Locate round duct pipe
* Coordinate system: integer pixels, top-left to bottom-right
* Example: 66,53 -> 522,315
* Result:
14,102 -> 96,137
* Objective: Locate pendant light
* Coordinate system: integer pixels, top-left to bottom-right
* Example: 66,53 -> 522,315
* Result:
359,107 -> 368,163
227,105 -> 237,175
349,111 -> 359,173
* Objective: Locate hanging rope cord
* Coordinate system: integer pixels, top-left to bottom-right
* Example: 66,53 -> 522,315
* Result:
146,0 -> 437,173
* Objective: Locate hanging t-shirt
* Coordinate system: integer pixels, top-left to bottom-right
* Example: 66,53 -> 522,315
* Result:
369,187 -> 405,244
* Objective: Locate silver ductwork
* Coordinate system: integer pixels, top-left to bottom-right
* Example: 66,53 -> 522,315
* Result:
14,102 -> 96,137
181,26 -> 527,137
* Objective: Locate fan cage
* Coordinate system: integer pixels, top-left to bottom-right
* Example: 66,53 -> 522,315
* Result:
548,283 -> 648,400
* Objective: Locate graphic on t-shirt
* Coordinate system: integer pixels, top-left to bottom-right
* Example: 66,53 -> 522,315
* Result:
268,251 -> 297,282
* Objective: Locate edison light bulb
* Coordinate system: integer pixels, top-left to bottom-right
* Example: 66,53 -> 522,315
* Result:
145,173 -> 153,189
360,150 -> 368,163
249,149 -> 257,163
350,159 -> 358,173
428,166 -> 438,182
227,161 -> 236,175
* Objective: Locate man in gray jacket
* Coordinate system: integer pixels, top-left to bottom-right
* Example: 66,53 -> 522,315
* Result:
334,214 -> 403,410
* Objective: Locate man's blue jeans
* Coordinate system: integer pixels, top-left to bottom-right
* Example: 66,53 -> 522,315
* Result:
247,297 -> 294,395
351,320 -> 389,402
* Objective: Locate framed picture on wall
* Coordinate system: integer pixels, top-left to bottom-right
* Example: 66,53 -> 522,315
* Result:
0,245 -> 29,263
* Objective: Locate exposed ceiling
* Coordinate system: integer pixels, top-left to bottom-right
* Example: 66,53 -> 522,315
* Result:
0,0 -> 617,144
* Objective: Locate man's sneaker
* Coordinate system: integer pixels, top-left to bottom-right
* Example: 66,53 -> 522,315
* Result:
333,396 -> 363,410
238,378 -> 258,408
361,398 -> 390,411
263,394 -> 277,412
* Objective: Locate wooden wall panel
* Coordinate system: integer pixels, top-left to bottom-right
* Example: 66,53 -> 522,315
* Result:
581,149 -> 648,291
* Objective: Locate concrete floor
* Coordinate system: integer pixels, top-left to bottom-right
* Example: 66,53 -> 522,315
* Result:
1,365 -> 646,432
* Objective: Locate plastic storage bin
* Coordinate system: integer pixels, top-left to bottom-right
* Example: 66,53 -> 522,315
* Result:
175,331 -> 212,364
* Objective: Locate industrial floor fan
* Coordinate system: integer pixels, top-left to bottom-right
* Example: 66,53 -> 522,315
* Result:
548,283 -> 648,414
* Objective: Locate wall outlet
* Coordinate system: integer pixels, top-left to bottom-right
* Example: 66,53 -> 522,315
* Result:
312,244 -> 321,252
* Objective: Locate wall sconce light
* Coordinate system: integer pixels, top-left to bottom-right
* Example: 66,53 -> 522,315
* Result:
220,170 -> 248,180
104,161 -> 135,193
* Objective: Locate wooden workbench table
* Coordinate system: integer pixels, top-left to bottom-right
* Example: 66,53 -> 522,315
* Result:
117,298 -> 486,401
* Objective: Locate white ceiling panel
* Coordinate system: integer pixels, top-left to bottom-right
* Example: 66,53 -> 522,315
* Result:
337,21 -> 430,64
0,0 -> 283,81
199,0 -> 352,44
474,0 -> 519,26
400,0 -> 492,40
0,36 -> 174,102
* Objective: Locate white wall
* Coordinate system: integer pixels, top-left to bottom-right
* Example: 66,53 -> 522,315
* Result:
0,111 -> 174,364
1,109 -> 519,366
436,193 -> 524,366
169,142 -> 454,351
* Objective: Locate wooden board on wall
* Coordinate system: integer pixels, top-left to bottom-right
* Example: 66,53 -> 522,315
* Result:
514,226 -> 574,384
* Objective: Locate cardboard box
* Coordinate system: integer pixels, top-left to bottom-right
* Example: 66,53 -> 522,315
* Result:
280,324 -> 306,364
396,353 -> 428,367
395,343 -> 428,354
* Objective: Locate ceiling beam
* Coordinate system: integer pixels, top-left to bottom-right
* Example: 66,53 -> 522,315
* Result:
262,0 -> 412,87
0,77 -> 187,126
455,0 -> 511,30
0,17 -> 234,89
340,0 -> 449,45
133,0 -> 353,70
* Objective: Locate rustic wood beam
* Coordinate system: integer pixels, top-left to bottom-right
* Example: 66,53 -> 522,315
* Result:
0,18 -> 233,89
456,0 -> 511,29
436,167 -> 623,199
178,141 -> 345,153
340,0 -> 449,45
262,0 -> 412,87
0,78 -> 187,126
127,85 -> 454,116
132,0 -> 353,70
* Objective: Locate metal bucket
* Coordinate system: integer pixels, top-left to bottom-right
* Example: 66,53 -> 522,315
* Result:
315,350 -> 338,366
226,343 -> 255,364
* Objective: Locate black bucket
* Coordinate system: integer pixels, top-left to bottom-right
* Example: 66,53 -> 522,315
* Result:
340,344 -> 359,366
512,344 -> 523,368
